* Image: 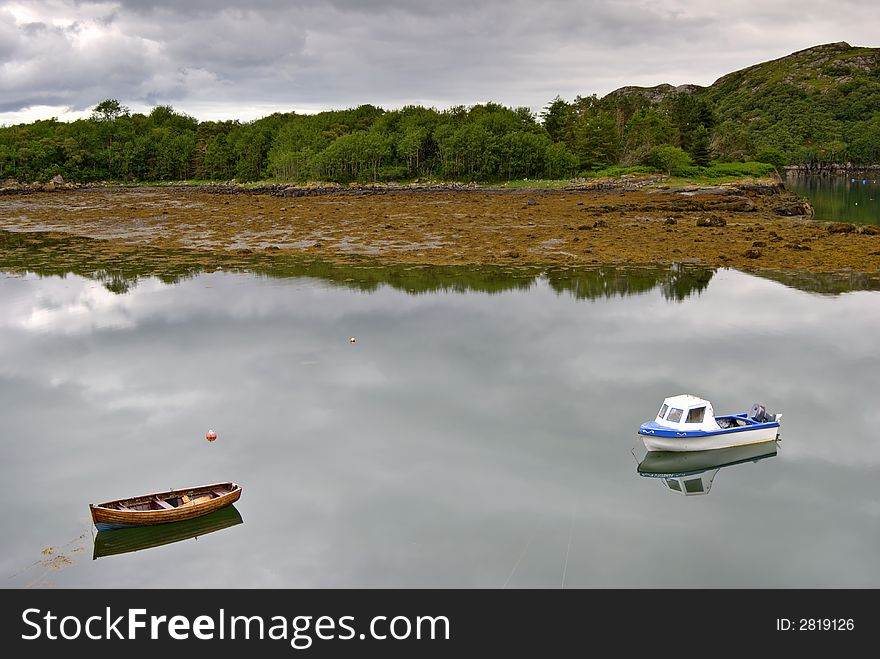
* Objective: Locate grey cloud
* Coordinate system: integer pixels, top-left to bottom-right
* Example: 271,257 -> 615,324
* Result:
2,0 -> 879,120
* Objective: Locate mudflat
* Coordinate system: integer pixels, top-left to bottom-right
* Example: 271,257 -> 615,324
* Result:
1,183 -> 878,273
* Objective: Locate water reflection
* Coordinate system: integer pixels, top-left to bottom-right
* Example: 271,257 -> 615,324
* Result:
93,505 -> 243,560
637,441 -> 779,496
3,228 -> 878,298
2,250 -> 879,587
0,229 -> 717,300
785,173 -> 880,225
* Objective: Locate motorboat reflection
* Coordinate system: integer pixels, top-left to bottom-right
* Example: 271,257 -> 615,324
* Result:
93,504 -> 243,559
637,440 -> 778,496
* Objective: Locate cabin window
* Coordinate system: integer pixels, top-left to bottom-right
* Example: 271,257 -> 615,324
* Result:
658,403 -> 669,420
666,407 -> 683,423
684,479 -> 704,494
686,407 -> 706,423
665,479 -> 681,492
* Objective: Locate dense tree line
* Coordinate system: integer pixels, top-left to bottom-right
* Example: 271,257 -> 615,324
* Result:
0,95 -> 749,184
0,101 -> 582,184
2,48 -> 878,184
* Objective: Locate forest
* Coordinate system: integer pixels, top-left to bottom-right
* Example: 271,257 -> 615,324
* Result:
1,43 -> 878,184
0,96 -> 780,184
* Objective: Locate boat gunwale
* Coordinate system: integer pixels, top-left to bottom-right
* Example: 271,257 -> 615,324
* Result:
90,481 -> 240,511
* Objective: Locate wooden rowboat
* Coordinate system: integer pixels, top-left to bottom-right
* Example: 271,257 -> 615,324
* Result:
89,481 -> 242,531
93,505 -> 243,559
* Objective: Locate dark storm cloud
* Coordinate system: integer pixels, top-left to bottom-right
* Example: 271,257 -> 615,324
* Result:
1,0 -> 878,121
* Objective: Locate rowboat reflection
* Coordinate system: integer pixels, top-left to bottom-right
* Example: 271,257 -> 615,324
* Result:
637,440 -> 778,496
93,505 -> 243,559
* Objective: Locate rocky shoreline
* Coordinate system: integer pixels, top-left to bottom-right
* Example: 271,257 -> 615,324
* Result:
0,181 -> 877,275
0,174 -> 776,197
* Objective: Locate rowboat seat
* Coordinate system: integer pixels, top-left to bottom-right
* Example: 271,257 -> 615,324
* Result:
212,490 -> 226,498
154,499 -> 174,510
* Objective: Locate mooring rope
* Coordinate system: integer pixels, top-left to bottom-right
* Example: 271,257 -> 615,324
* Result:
502,518 -> 542,589
561,501 -> 575,590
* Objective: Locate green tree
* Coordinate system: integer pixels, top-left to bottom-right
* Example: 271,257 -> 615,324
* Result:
651,145 -> 693,175
91,99 -> 129,123
448,123 -> 495,179
572,111 -> 618,170
499,131 -> 548,179
90,99 -> 130,177
711,120 -> 753,161
398,126 -> 427,177
620,109 -> 677,165
204,134 -> 236,180
754,146 -> 786,170
690,125 -> 711,166
544,142 -> 578,178
540,96 -> 573,143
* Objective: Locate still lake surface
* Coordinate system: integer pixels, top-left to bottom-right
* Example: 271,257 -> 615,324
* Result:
786,172 -> 880,224
2,260 -> 878,588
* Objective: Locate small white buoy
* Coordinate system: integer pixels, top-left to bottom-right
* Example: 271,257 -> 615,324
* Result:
349,337 -> 356,343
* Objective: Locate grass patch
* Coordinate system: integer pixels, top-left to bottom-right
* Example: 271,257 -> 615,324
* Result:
587,165 -> 657,178
76,164 -> 779,191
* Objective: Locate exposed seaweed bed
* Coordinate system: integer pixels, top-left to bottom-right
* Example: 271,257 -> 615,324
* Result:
0,183 -> 878,274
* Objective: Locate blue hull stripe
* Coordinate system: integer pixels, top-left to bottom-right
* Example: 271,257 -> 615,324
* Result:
638,419 -> 779,439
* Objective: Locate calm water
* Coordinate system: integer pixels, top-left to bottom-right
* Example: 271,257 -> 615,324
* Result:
785,172 -> 880,224
1,263 -> 879,588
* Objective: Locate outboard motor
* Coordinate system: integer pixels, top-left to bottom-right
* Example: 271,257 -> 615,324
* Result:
749,403 -> 773,423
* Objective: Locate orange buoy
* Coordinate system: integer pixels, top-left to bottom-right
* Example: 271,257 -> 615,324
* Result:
206,429 -> 217,442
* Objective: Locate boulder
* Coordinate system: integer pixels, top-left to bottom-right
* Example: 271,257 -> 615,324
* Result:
696,215 -> 727,228
773,198 -> 814,218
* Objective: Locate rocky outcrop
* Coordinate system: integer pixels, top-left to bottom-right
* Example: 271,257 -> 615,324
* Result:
0,178 -> 83,195
605,83 -> 704,105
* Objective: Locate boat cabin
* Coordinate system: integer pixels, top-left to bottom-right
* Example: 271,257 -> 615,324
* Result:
653,394 -> 722,433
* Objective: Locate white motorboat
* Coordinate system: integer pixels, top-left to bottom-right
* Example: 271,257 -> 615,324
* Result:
638,394 -> 781,452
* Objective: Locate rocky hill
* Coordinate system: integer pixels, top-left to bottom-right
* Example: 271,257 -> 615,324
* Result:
606,42 -> 880,165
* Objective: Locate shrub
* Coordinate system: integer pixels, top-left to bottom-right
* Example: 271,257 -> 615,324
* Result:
649,146 -> 693,176
754,147 -> 786,170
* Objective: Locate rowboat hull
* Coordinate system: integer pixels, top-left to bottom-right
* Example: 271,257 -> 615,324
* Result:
89,481 -> 242,531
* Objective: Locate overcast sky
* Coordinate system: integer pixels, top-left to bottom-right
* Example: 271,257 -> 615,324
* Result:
1,0 -> 877,125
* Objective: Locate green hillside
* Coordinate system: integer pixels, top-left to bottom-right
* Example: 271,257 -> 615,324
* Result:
705,42 -> 880,165
602,42 -> 880,167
